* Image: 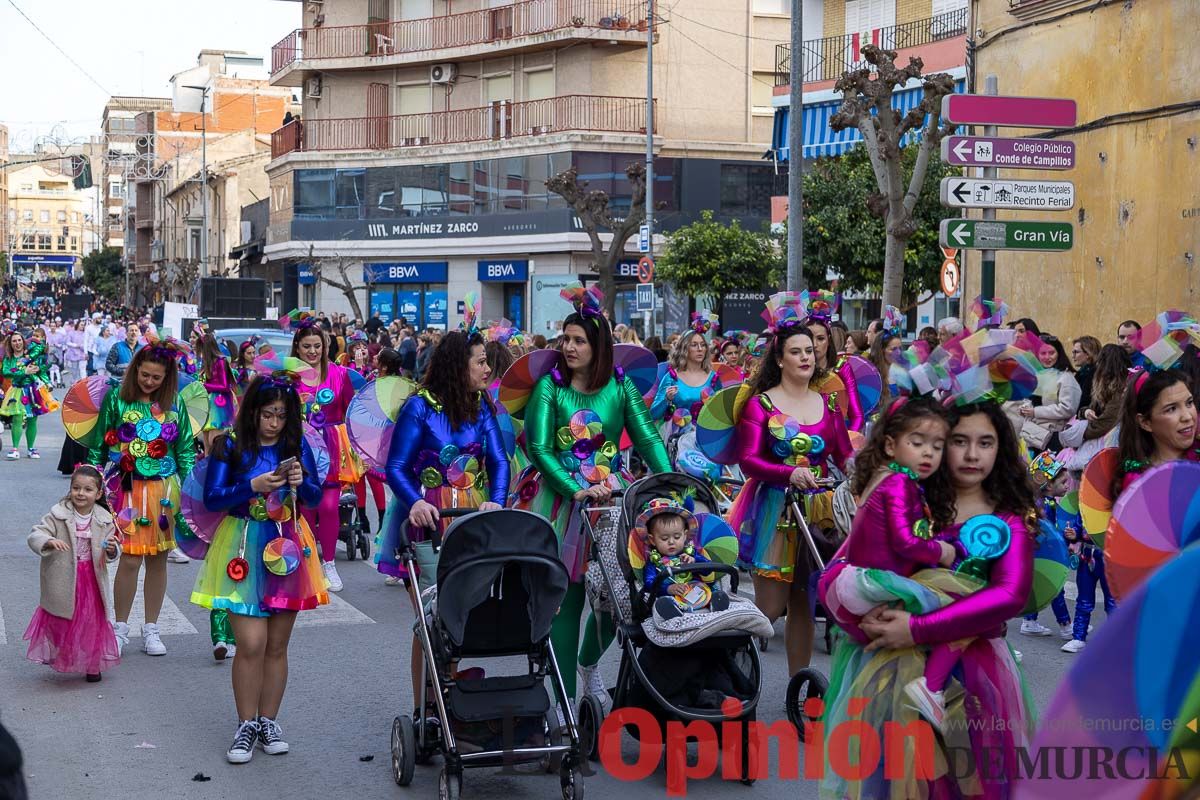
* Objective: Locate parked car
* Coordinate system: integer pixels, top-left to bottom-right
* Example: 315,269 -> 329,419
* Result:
211,328 -> 295,356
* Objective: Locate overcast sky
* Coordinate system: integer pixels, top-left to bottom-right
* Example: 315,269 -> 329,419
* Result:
0,0 -> 298,153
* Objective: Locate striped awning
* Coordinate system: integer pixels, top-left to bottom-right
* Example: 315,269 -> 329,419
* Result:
770,78 -> 966,162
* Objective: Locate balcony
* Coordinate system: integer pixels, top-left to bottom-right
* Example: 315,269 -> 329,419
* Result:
270,94 -> 653,159
270,0 -> 649,85
774,9 -> 967,87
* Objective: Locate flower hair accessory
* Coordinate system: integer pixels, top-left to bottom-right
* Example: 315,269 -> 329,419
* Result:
690,310 -> 719,336
1137,310 -> 1200,371
560,282 -> 605,325
1029,450 -> 1065,484
278,309 -> 318,332
630,491 -> 700,557
881,305 -> 905,339
487,318 -> 523,346
970,295 -> 1010,331
761,292 -> 808,333
251,349 -> 316,390
347,330 -> 368,343
801,290 -> 840,325
460,292 -> 482,337
141,328 -> 190,361
934,328 -> 1044,406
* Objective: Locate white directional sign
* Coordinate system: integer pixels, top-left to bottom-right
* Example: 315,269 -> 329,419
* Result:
940,177 -> 1075,210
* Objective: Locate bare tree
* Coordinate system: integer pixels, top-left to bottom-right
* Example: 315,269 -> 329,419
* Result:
307,245 -> 366,321
545,162 -> 648,317
830,45 -> 956,308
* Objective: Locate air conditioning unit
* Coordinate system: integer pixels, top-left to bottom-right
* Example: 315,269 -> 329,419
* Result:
430,63 -> 458,84
306,75 -> 323,98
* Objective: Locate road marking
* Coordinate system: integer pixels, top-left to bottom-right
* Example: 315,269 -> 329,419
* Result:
295,591 -> 375,628
106,562 -> 200,636
0,595 -> 6,645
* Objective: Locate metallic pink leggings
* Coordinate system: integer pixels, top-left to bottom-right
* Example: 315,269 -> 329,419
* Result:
301,486 -> 341,564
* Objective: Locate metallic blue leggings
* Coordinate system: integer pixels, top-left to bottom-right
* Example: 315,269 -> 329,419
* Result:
1071,548 -> 1116,641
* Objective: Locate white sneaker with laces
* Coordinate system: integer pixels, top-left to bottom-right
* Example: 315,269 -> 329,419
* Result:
1013,649 -> 1023,663
257,716 -> 290,755
167,548 -> 190,563
1019,620 -> 1052,636
903,677 -> 947,734
226,643 -> 237,659
142,623 -> 167,656
1061,639 -> 1087,653
5,449 -> 19,460
578,664 -> 611,708
1059,623 -> 1073,639
113,621 -> 129,653
227,720 -> 259,764
322,560 -> 343,592
27,448 -> 40,460
384,575 -> 402,586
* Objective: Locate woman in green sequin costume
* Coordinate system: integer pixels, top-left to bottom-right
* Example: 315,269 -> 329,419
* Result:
512,283 -> 670,706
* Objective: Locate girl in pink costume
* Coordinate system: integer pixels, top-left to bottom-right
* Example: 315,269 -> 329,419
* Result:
285,311 -> 365,593
727,293 -> 852,675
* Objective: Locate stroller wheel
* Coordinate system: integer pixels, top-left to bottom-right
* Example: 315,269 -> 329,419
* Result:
438,767 -> 462,800
391,715 -> 416,786
560,762 -> 585,800
358,532 -> 371,561
542,708 -> 563,774
577,695 -> 604,763
785,668 -> 829,742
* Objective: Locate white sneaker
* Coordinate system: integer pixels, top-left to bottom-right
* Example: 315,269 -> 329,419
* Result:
903,677 -> 947,734
227,720 -> 259,764
142,623 -> 167,656
578,664 -> 611,708
322,560 -> 343,592
114,621 -> 129,653
384,575 -> 402,586
1013,649 -> 1023,663
27,448 -> 40,460
226,643 -> 237,659
1062,639 -> 1086,653
1058,623 -> 1073,639
213,642 -> 229,661
167,548 -> 190,563
257,716 -> 290,755
1019,620 -> 1052,636
5,449 -> 19,460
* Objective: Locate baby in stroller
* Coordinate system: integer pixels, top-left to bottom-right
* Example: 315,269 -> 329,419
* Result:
636,497 -> 730,620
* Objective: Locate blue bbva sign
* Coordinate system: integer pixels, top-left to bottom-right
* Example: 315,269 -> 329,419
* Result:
297,264 -> 316,285
364,262 -> 449,284
477,259 -> 529,282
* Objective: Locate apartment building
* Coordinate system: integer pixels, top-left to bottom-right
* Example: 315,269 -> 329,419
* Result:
100,96 -> 174,254
125,49 -> 297,306
6,161 -> 94,277
264,0 -> 790,332
0,124 -> 8,269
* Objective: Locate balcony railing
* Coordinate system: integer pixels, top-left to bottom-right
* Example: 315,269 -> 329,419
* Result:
774,9 -> 968,86
271,0 -> 648,74
271,94 -> 653,158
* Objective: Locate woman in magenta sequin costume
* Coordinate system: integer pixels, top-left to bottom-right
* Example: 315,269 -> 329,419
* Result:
286,311 -> 365,593
727,293 -> 851,675
817,400 -> 1037,800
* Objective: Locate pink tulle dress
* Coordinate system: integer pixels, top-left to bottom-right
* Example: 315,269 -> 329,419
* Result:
24,512 -> 120,675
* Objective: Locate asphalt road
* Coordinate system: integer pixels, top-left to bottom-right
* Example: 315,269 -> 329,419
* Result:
0,408 -> 1102,799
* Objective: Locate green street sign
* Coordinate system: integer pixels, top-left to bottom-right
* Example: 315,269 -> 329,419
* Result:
938,219 -> 1074,252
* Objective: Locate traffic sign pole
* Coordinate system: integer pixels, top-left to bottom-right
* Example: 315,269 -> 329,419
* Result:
981,74 -> 998,304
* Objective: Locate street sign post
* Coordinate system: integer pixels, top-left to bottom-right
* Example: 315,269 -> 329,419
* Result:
941,95 -> 1077,128
940,177 -> 1075,210
941,136 -> 1076,170
638,224 -> 650,253
637,256 -> 654,284
939,220 -> 1074,252
940,247 -> 960,297
635,282 -> 655,312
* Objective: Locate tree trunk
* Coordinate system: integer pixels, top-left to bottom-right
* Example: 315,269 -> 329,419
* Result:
881,232 -> 906,309
342,286 -> 365,322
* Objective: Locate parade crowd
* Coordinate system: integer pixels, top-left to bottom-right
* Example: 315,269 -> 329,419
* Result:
4,278 -> 1197,800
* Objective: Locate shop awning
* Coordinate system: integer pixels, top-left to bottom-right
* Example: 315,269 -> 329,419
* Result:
769,78 -> 966,162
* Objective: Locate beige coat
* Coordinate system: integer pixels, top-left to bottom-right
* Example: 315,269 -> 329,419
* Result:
27,502 -> 120,619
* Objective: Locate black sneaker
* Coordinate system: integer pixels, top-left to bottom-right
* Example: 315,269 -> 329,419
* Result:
257,716 -> 289,755
227,720 -> 260,764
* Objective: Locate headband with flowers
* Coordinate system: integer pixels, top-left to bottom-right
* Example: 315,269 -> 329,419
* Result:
881,305 -> 906,339
460,292 -> 482,337
560,282 -> 605,326
761,292 -> 808,333
487,318 -> 524,346
141,327 -> 191,362
347,330 -> 368,344
969,295 -> 1010,331
251,349 -> 316,392
690,310 -> 719,336
1136,309 -> 1200,372
278,309 -> 319,332
801,290 -> 840,325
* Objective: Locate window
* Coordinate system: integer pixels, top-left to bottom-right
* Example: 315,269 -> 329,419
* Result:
20,233 -> 34,249
485,74 -> 513,104
752,72 -> 776,111
57,210 -> 67,222
57,236 -> 67,251
335,169 -> 366,219
38,234 -> 52,251
845,0 -> 894,34
40,210 -> 50,223
295,169 -> 334,218
22,210 -> 32,221
73,212 -> 80,223
396,84 -> 432,116
398,0 -> 432,20
524,69 -> 554,101
719,164 -> 775,217
752,0 -> 788,13
109,181 -> 123,199
71,237 -> 78,250
187,228 -> 201,260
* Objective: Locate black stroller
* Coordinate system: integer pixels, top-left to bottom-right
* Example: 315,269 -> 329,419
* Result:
389,508 -> 585,800
337,489 -> 371,561
575,473 -> 763,784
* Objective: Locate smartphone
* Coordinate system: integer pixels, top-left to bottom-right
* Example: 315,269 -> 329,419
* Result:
274,457 -> 298,477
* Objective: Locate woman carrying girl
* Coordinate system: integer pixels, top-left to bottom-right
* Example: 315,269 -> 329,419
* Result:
729,293 -> 852,675
2,329 -> 55,459
191,370 -> 329,763
819,390 -> 1037,799
24,465 -> 122,682
286,310 -> 365,593
87,338 -> 196,657
514,283 -> 670,710
376,322 -> 509,721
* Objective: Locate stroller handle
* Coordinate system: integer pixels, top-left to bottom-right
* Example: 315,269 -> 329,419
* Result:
648,561 -> 740,599
394,506 -> 490,558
